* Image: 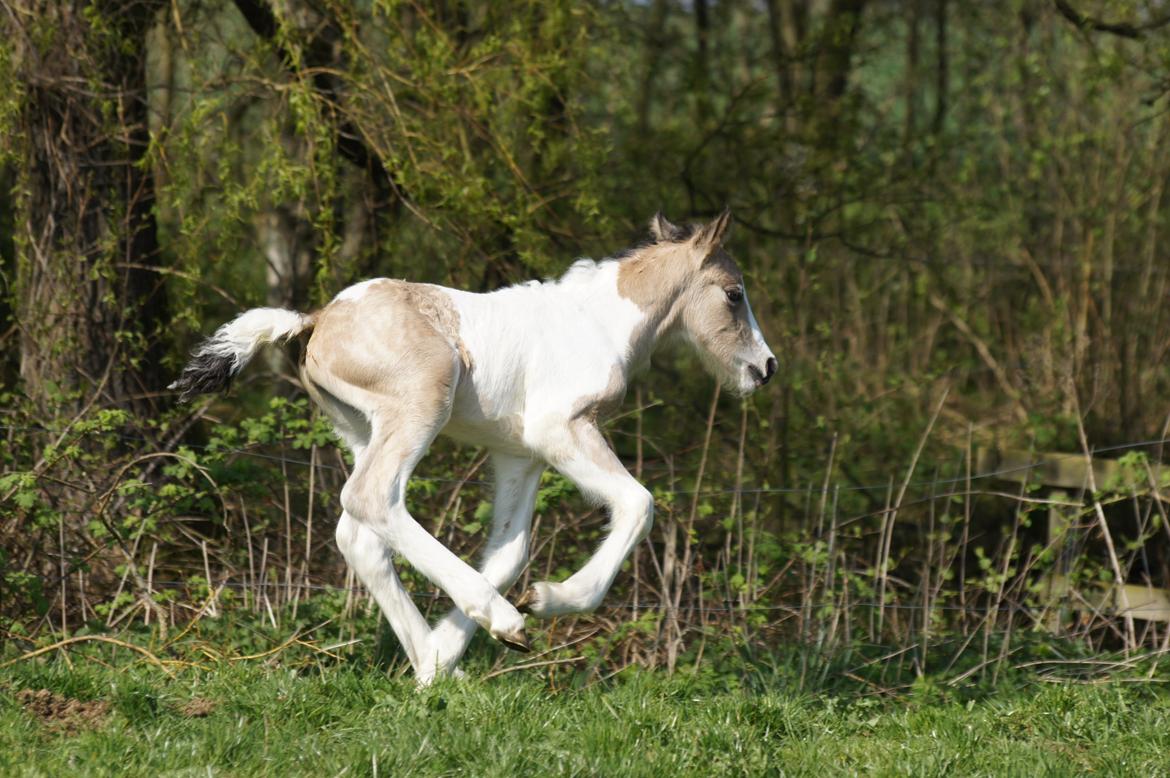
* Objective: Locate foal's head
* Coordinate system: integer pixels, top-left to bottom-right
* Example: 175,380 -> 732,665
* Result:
628,210 -> 777,395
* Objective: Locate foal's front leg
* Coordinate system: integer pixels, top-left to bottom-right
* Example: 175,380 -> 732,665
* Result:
422,454 -> 544,679
518,421 -> 654,617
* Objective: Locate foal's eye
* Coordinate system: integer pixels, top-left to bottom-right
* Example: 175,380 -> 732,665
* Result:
725,287 -> 744,304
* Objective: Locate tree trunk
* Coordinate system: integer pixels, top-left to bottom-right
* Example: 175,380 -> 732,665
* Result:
813,0 -> 867,104
904,0 -> 923,145
0,165 -> 15,386
811,0 -> 867,149
765,0 -> 796,109
232,0 -> 398,205
9,0 -> 169,416
259,206 -> 314,312
694,0 -> 711,119
932,0 -> 949,136
637,0 -> 672,135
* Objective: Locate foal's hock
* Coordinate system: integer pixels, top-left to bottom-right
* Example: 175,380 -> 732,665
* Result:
171,210 -> 776,682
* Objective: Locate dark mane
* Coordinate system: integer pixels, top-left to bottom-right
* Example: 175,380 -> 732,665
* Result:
607,239 -> 654,264
668,222 -> 701,241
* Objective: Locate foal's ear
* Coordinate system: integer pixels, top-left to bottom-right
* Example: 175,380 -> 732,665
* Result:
693,208 -> 733,256
650,212 -> 683,243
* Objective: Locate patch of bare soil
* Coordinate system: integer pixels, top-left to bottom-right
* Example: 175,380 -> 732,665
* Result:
17,688 -> 110,734
178,697 -> 215,717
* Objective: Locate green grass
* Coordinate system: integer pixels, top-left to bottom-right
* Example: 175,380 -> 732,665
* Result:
3,647 -> 1170,777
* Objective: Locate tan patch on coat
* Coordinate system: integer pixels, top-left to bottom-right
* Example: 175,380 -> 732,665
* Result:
615,230 -> 757,394
569,417 -> 628,477
701,248 -> 744,288
679,249 -> 757,388
615,234 -> 743,313
571,362 -> 627,423
686,250 -> 748,340
411,283 -> 473,371
615,243 -> 694,313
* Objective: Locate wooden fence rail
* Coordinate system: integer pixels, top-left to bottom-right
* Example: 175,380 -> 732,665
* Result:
975,447 -> 1170,625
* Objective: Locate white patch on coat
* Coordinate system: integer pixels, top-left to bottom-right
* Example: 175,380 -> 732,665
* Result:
333,278 -> 382,303
443,259 -> 644,453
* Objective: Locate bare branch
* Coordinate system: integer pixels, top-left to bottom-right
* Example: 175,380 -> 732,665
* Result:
1053,0 -> 1170,39
231,0 -> 396,199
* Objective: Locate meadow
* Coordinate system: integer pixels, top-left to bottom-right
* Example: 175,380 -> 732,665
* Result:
5,655 -> 1168,776
3,605 -> 1170,777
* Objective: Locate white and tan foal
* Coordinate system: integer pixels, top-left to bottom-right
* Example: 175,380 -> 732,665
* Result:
171,210 -> 776,683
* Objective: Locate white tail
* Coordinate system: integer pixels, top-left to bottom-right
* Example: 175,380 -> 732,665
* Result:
170,308 -> 313,401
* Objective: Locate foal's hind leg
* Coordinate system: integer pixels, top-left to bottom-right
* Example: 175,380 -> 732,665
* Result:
423,454 -> 544,678
341,411 -> 531,654
334,511 -> 432,668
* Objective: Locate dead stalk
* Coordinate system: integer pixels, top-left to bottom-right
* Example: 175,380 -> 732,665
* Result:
877,385 -> 949,637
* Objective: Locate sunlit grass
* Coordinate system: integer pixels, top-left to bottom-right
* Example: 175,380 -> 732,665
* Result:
3,645 -> 1169,777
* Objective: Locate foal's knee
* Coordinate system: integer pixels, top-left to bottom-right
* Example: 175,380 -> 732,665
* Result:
485,534 -> 530,587
334,512 -> 384,569
340,473 -> 390,528
621,486 -> 655,540
335,515 -> 356,557
340,479 -> 369,524
340,478 -> 413,558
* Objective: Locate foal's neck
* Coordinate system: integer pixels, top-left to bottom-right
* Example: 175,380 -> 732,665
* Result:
614,245 -> 694,367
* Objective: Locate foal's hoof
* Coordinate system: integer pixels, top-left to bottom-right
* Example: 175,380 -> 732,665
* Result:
515,587 -> 538,615
492,628 -> 532,653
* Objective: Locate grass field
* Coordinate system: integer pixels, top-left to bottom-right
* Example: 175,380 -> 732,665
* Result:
3,633 -> 1170,777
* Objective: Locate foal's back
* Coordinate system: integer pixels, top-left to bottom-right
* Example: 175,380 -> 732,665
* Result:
304,269 -> 638,455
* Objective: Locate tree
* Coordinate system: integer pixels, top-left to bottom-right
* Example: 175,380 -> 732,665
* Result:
3,0 -> 169,416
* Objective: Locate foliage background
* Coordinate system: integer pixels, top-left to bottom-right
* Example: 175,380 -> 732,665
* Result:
4,0 -> 1170,679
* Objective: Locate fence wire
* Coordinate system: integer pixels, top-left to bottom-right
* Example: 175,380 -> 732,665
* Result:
142,577 -> 1034,616
5,422 -> 1170,498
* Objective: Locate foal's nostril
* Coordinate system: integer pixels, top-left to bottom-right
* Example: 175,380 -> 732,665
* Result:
748,358 -> 777,387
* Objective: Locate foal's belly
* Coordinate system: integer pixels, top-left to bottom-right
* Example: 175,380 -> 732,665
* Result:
441,413 -> 531,457
443,379 -> 531,457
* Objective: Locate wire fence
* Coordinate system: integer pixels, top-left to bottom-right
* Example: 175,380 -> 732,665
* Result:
6,421 -> 1170,498
141,576 -> 1040,615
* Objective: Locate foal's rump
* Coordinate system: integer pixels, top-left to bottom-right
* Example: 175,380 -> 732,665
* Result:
299,280 -> 468,447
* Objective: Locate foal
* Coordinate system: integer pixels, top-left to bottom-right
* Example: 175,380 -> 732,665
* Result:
171,210 -> 776,682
